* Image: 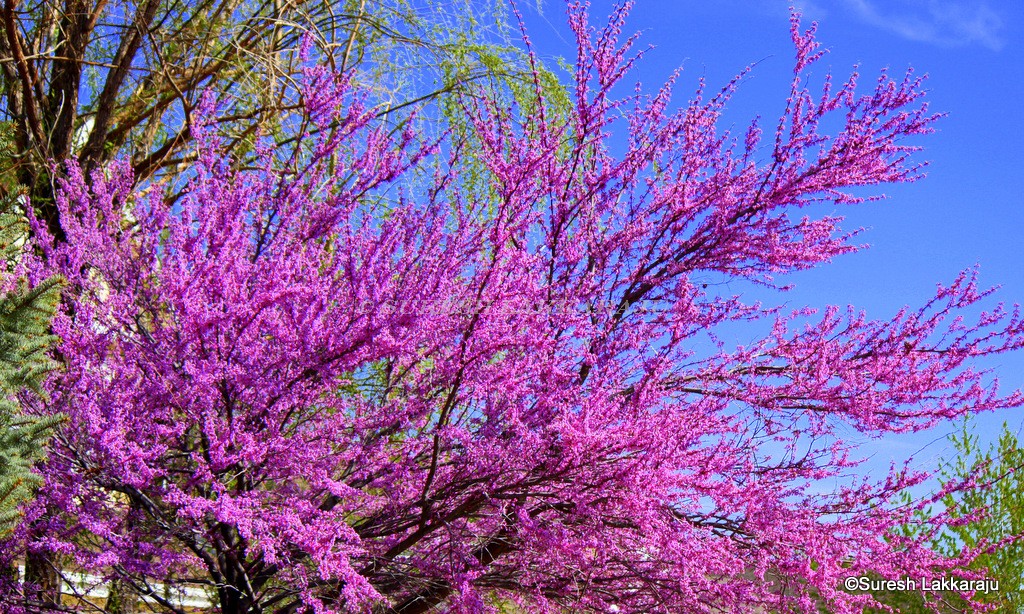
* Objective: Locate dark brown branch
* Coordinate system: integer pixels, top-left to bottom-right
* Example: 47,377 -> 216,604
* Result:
79,0 -> 161,169
3,0 -> 44,148
46,0 -> 107,162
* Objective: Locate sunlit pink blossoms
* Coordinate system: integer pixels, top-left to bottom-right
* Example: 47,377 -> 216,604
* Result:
5,3 -> 1024,613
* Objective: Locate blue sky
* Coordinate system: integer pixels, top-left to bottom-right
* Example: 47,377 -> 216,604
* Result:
518,0 -> 1024,487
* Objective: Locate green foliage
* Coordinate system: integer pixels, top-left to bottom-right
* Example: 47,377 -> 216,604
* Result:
0,209 -> 64,536
0,123 -> 21,198
869,419 -> 1024,613
419,3 -> 577,226
933,419 -> 1024,612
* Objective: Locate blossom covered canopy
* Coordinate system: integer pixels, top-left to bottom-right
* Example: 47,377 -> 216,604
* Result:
7,3 -> 1024,613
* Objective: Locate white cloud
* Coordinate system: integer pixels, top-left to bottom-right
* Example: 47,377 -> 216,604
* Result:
844,0 -> 1005,50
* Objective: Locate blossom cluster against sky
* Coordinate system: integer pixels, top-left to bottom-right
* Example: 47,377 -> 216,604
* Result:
521,0 -> 1024,483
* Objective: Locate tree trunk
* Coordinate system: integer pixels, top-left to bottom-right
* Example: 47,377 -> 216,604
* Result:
105,577 -> 139,614
23,547 -> 59,611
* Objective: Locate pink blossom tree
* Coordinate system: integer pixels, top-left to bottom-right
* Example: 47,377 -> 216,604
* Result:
6,2 -> 1024,613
